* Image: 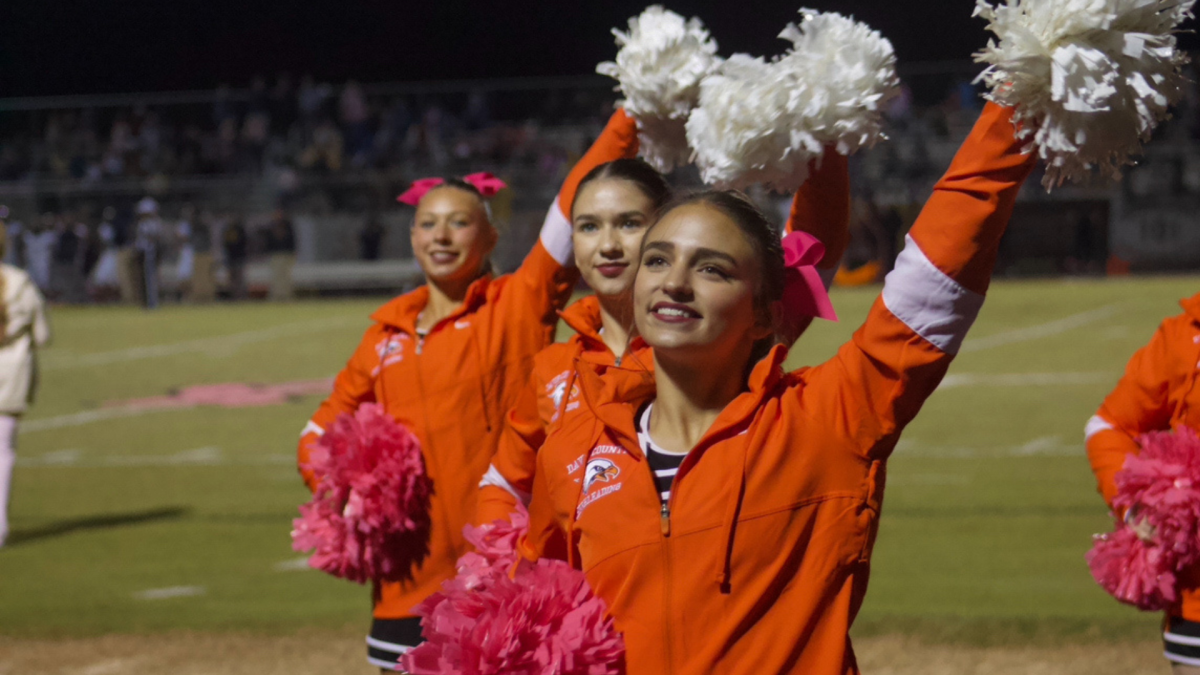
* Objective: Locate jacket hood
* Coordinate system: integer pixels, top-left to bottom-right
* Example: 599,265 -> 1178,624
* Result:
1182,292 -> 1200,323
559,294 -> 649,358
369,274 -> 493,334
572,343 -> 790,436
560,295 -> 606,345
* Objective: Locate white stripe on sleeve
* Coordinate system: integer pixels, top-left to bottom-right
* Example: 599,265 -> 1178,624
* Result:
300,420 -> 324,438
479,464 -> 532,506
539,197 -> 574,266
881,234 -> 985,355
1085,415 -> 1115,442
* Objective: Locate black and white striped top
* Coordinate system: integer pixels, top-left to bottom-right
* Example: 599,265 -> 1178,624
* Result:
636,402 -> 688,504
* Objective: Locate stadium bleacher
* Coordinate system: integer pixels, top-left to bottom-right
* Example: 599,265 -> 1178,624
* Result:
1,64 -> 1198,302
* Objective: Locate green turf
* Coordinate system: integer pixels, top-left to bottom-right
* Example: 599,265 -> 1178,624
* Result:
1,276 -> 1196,643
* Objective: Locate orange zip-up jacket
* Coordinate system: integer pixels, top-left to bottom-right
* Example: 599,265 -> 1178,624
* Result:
1086,292 -> 1200,619
297,109 -> 639,620
475,152 -> 852,527
522,103 -> 1035,675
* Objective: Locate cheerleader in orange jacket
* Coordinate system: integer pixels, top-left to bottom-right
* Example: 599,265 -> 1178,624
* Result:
1086,292 -> 1200,670
475,153 -> 851,528
521,102 -> 1035,674
297,110 -> 638,671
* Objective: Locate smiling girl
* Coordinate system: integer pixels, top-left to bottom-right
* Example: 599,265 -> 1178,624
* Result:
521,102 -> 1036,674
474,153 -> 849,530
297,109 -> 639,671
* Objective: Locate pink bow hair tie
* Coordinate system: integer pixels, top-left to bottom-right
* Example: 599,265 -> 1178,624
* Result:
396,172 -> 508,205
781,231 -> 837,323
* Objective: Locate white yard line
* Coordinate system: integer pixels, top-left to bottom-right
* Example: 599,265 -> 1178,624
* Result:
885,473 -> 971,486
20,407 -> 158,433
895,436 -> 1082,458
132,586 -> 206,601
42,316 -> 359,370
937,372 -> 1114,389
273,557 -> 313,572
959,303 -> 1123,353
79,659 -> 149,675
17,447 -> 293,468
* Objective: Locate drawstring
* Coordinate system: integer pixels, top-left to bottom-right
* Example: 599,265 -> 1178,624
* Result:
376,328 -> 395,410
469,327 -> 493,433
715,444 -> 747,593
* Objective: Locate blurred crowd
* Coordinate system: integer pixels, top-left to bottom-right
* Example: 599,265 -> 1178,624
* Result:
0,75 -> 611,184
3,68 -> 1200,187
0,197 -> 297,305
3,66 -> 1198,301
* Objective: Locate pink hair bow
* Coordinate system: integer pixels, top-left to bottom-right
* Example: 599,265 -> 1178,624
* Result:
781,231 -> 837,323
395,172 -> 508,205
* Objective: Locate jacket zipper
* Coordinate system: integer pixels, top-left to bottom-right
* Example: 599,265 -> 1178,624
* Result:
643,440 -> 674,671
662,498 -> 675,672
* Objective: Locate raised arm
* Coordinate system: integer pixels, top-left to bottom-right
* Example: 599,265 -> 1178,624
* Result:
490,109 -> 641,346
780,150 -> 851,343
295,325 -> 383,491
785,149 -> 851,284
809,102 -> 1036,456
1086,322 -> 1180,507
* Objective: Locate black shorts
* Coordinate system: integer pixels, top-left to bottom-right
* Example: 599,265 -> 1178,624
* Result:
1165,616 -> 1200,666
366,617 -> 424,671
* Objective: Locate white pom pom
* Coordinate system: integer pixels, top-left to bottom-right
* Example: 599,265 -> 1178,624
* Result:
686,54 -> 821,191
974,0 -> 1196,189
778,9 -> 899,156
597,6 -> 721,172
685,9 -> 898,192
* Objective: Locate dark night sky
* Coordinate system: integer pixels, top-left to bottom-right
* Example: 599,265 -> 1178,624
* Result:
1,1 -> 1196,97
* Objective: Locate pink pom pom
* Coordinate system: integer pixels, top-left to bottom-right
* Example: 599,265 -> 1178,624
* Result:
1087,526 -> 1179,610
448,504 -> 532,593
464,503 -> 529,566
1115,429 -> 1200,559
403,558 -> 624,675
1087,427 -> 1200,609
291,403 -> 431,584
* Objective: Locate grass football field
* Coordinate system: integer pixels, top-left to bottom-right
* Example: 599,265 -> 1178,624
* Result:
1,275 -> 1197,663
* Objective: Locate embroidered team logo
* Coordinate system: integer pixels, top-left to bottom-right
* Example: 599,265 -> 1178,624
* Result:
372,334 -> 409,375
583,458 -> 620,492
549,381 -> 568,410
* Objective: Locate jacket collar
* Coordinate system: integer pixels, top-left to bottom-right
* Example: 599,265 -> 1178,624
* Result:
573,343 -> 790,452
369,274 -> 493,335
561,294 -> 648,357
560,295 -> 605,344
1182,292 -> 1200,324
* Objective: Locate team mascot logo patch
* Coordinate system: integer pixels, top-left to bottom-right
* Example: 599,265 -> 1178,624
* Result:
583,458 -> 620,492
